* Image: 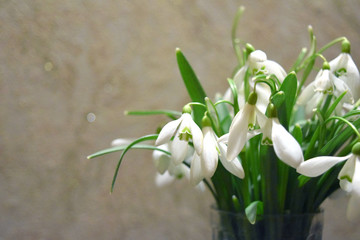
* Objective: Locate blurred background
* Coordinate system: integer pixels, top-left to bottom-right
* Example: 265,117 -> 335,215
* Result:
1,0 -> 360,239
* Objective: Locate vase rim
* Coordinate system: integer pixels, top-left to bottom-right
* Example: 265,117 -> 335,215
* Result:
210,204 -> 324,217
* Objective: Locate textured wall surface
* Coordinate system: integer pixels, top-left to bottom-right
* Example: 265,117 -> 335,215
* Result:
1,0 -> 360,239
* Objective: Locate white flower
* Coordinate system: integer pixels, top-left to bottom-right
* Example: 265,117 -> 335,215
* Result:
330,52 -> 360,100
257,114 -> 304,168
297,143 -> 360,221
227,101 -> 303,168
226,93 -> 258,161
156,108 -> 203,165
190,120 -> 244,186
297,60 -> 355,117
298,67 -> 335,116
247,50 -> 287,80
225,49 -> 287,113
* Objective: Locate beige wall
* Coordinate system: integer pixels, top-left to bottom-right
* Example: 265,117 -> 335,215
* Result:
1,0 -> 360,239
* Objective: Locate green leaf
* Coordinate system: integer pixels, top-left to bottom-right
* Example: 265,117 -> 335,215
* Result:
271,91 -> 285,109
125,109 -> 181,120
320,117 -> 360,155
292,124 -> 303,145
87,144 -> 171,159
111,134 -> 159,192
176,48 -> 207,126
278,72 -> 298,128
324,91 -> 347,119
291,47 -> 307,72
298,175 -> 311,187
245,201 -> 264,224
215,96 -> 232,134
227,78 -> 240,114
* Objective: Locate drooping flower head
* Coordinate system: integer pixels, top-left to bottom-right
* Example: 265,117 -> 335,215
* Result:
329,39 -> 360,101
258,103 -> 304,168
225,46 -> 287,113
190,116 -> 244,186
226,91 -> 304,169
155,105 -> 203,165
297,142 -> 360,221
297,61 -> 353,117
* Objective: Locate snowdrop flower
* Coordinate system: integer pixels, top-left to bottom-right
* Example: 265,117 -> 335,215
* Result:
156,105 -> 203,165
226,94 -> 303,168
152,144 -> 207,190
329,39 -> 360,101
224,46 -> 287,113
297,143 -> 360,221
257,104 -> 304,168
227,92 -> 259,161
297,62 -> 352,117
190,116 -> 244,185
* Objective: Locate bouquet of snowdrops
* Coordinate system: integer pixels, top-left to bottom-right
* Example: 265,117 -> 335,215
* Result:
88,7 -> 360,227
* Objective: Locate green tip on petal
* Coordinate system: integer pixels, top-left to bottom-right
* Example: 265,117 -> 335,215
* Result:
245,43 -> 255,54
352,142 -> 360,155
342,39 -> 351,54
248,92 -> 258,105
322,61 -> 330,70
202,115 -> 212,127
265,103 -> 277,118
182,104 -> 192,114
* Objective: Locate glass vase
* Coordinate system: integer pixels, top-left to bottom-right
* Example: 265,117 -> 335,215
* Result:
211,207 -> 324,240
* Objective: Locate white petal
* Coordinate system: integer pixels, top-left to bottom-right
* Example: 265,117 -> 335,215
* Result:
262,60 -> 287,82
272,119 -> 304,168
155,172 -> 174,187
170,131 -> 189,165
332,76 -> 354,104
227,104 -> 253,161
297,155 -> 351,177
339,155 -> 357,192
233,65 -> 247,88
218,133 -> 229,144
111,138 -> 132,147
155,117 -> 182,145
305,92 -> 323,118
218,143 -> 244,179
297,82 -> 316,105
248,50 -> 267,68
201,128 -> 218,178
330,53 -> 360,100
314,69 -> 333,92
190,152 -> 204,186
260,117 -> 272,145
346,192 -> 360,222
152,145 -> 171,174
254,83 -> 271,114
189,118 -> 203,154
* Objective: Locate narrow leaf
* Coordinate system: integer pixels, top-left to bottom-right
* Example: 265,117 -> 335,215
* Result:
278,72 -> 298,128
111,134 -> 159,192
298,175 -> 311,187
320,117 -> 360,155
324,91 -> 347,119
87,144 -> 171,159
125,109 -> 181,120
227,78 -> 240,114
245,201 -> 264,224
176,48 -> 207,126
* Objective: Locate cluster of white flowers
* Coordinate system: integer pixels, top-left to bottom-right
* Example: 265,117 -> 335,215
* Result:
153,42 -> 360,220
